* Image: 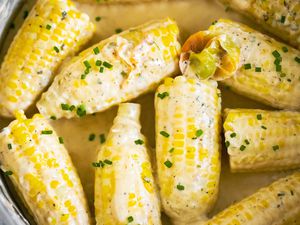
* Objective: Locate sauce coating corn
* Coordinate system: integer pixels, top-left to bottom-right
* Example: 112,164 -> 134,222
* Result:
155,76 -> 222,225
37,18 -> 181,119
0,111 -> 91,225
181,19 -> 300,110
94,103 -> 161,225
204,172 -> 300,225
0,0 -> 95,118
224,109 -> 300,173
219,0 -> 300,49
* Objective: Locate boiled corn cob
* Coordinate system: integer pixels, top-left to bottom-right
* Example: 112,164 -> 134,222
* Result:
0,0 -> 95,118
155,76 -> 222,225
219,0 -> 300,49
180,19 -> 300,110
0,111 -> 91,225
37,18 -> 181,119
94,103 -> 161,225
223,109 -> 300,173
204,172 -> 300,225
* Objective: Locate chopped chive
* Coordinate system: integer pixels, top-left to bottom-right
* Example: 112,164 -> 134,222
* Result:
83,60 -> 91,69
104,159 -> 112,165
61,103 -> 70,110
121,71 -> 127,77
276,64 -> 282,72
7,143 -> 12,150
59,136 -> 64,144
280,73 -> 286,78
169,147 -> 174,153
272,145 -> 279,151
295,57 -> 300,64
53,46 -> 59,53
282,46 -> 288,52
99,67 -> 104,73
76,105 -> 86,117
261,125 -> 267,130
50,115 -> 57,120
244,63 -> 251,70
255,67 -> 262,72
99,134 -> 106,143
244,139 -> 250,145
212,20 -> 217,25
41,130 -> 53,135
240,145 -> 246,151
23,10 -> 29,19
272,50 -> 281,58
225,141 -> 230,148
280,15 -> 286,23
196,129 -> 203,137
230,132 -> 236,138
95,16 -> 101,22
157,92 -> 169,99
134,139 -> 144,145
115,28 -> 123,33
95,60 -> 102,66
274,58 -> 282,65
81,74 -> 87,80
61,11 -> 67,20
89,133 -> 96,141
93,47 -> 100,55
164,160 -> 173,168
92,161 -> 104,168
127,216 -> 134,223
176,183 -> 185,191
103,61 -> 113,69
4,171 -> 13,176
160,131 -> 170,138
46,24 -> 52,30
256,114 -> 262,120
69,105 -> 75,111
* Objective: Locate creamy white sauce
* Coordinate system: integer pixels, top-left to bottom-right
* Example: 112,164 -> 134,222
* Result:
0,0 -> 294,224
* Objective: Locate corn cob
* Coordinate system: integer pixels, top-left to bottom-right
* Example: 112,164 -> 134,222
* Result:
94,103 -> 161,225
223,109 -> 300,173
0,0 -> 95,118
204,172 -> 300,225
219,0 -> 300,49
37,18 -> 181,119
180,19 -> 300,110
0,111 -> 91,225
155,76 -> 222,225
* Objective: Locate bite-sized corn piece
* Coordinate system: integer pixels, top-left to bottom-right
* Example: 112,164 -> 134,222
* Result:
37,18 -> 181,119
180,19 -> 300,110
0,111 -> 91,225
204,172 -> 300,225
94,103 -> 161,225
155,76 -> 222,225
0,0 -> 95,118
219,0 -> 300,49
223,109 -> 300,173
